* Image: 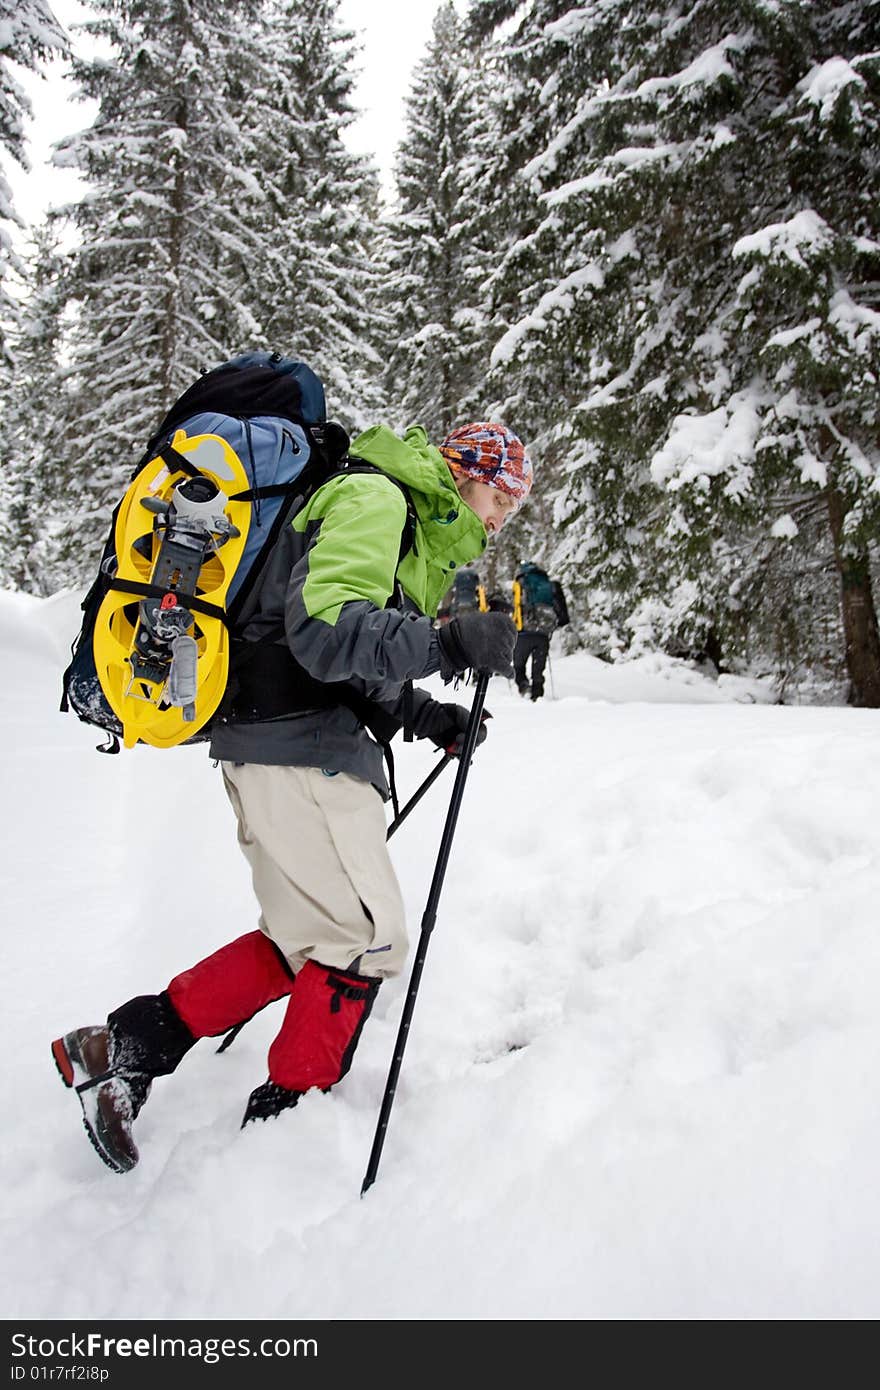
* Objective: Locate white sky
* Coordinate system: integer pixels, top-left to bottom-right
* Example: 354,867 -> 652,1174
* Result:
5,0 -> 464,236
338,0 -> 467,190
3,584 -> 879,1321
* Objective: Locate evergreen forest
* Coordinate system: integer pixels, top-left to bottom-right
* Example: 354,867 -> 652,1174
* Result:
2,0 -> 878,703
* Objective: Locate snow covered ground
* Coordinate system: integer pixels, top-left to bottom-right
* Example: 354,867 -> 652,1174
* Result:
2,586 -> 879,1321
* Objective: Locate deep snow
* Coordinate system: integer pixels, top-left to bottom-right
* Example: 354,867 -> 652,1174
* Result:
2,586 -> 879,1321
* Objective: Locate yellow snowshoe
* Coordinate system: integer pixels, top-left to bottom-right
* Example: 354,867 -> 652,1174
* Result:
92,429 -> 251,749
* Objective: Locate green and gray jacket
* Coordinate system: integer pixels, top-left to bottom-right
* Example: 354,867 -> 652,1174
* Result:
209,424 -> 488,796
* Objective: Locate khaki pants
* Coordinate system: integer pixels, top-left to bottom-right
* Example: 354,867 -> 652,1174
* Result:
221,763 -> 408,979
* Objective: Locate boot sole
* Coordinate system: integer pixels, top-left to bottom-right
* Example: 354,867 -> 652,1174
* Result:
51,1036 -> 137,1175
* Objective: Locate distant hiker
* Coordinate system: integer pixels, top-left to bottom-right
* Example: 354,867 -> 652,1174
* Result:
436,563 -> 487,625
53,417 -> 532,1173
512,561 -> 569,702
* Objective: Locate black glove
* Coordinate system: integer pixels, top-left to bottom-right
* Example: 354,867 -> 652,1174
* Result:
436,611 -> 516,679
414,700 -> 490,757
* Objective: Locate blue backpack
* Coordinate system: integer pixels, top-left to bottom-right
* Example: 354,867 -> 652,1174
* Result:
516,562 -> 560,636
61,352 -> 353,750
144,351 -> 339,618
518,563 -> 555,608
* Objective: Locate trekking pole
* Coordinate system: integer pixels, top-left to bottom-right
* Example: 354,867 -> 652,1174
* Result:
216,754 -> 454,1056
548,649 -> 556,700
386,753 -> 453,841
361,672 -> 490,1196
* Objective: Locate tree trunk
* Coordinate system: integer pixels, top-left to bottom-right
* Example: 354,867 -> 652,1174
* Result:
162,97 -> 188,403
826,486 -> 880,707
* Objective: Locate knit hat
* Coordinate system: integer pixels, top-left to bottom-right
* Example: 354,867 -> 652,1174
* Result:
438,422 -> 533,509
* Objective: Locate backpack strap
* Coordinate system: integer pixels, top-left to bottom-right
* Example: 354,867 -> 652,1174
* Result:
512,580 -> 523,632
230,481 -> 309,501
104,577 -> 228,625
156,442 -> 204,479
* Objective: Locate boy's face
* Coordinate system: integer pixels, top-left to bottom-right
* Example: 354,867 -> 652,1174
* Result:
455,477 -> 517,535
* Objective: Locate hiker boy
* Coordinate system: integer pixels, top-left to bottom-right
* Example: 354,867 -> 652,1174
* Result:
53,420 -> 532,1173
512,561 -> 568,701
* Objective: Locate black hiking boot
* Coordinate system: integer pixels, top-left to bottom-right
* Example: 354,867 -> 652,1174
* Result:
52,992 -> 195,1174
52,1026 -> 151,1174
241,1080 -> 303,1128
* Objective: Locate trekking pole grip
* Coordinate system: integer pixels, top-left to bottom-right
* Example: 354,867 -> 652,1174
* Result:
361,672 -> 490,1196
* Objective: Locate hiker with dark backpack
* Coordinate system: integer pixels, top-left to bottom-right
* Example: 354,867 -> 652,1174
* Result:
512,561 -> 568,701
436,563 -> 487,625
52,387 -> 532,1174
